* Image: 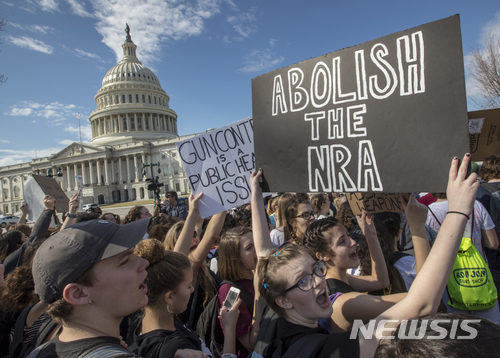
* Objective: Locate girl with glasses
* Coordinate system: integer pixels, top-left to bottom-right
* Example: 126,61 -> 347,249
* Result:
251,153 -> 483,357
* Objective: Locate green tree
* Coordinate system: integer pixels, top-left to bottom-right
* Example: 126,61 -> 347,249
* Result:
469,33 -> 500,109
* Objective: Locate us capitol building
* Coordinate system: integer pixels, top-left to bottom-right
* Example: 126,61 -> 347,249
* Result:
0,28 -> 197,214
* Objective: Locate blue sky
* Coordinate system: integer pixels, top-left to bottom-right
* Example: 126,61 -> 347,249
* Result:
0,0 -> 499,167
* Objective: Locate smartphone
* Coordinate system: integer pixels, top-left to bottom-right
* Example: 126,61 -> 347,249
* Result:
222,287 -> 240,311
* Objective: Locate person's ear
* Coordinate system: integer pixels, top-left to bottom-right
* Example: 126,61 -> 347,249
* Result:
63,283 -> 91,306
275,296 -> 293,310
163,291 -> 173,305
316,251 -> 331,262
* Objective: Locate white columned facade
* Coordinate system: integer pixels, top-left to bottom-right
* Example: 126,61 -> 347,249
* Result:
118,157 -> 123,183
104,158 -> 109,185
73,163 -> 78,189
81,162 -> 86,185
96,159 -> 102,185
133,155 -> 139,182
89,160 -> 95,184
66,165 -> 71,189
126,156 -> 131,183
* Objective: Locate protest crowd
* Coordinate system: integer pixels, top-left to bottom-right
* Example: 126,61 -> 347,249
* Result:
0,152 -> 499,358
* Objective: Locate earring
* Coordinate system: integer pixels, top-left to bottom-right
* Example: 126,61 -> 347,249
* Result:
88,299 -> 92,306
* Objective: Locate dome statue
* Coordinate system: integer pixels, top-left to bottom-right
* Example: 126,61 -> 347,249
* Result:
89,26 -> 178,146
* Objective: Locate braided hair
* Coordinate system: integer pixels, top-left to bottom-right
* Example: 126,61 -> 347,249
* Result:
303,217 -> 342,256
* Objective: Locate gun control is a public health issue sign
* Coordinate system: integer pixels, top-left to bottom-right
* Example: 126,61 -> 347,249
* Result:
252,15 -> 469,193
177,118 -> 255,218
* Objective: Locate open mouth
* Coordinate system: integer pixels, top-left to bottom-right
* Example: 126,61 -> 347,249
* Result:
316,288 -> 330,308
139,282 -> 148,293
350,251 -> 358,260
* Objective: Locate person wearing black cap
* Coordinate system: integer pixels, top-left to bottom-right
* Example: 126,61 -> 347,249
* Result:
29,218 -> 151,357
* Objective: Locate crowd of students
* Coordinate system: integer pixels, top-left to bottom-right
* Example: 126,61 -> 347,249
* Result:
0,154 -> 499,358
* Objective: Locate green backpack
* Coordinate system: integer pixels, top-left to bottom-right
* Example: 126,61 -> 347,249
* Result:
428,206 -> 498,310
446,237 -> 498,310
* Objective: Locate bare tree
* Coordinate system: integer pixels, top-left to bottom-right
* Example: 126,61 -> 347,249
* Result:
469,33 -> 500,109
0,16 -> 6,85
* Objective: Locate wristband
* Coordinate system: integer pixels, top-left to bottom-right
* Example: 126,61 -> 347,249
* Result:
221,354 -> 237,358
447,211 -> 470,220
66,213 -> 78,218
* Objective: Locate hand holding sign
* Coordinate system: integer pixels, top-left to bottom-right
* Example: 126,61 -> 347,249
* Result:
43,195 -> 56,211
189,192 -> 204,214
401,194 -> 428,229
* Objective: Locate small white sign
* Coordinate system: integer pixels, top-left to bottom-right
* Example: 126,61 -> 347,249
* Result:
177,118 -> 255,218
468,118 -> 485,134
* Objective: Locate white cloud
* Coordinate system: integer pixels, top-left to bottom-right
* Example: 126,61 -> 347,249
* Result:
59,139 -> 75,145
0,140 -> 10,144
226,8 -> 257,41
10,23 -> 55,34
90,0 -> 222,64
0,147 -> 63,167
64,125 -> 92,141
7,36 -> 53,54
239,47 -> 284,73
4,101 -> 85,126
38,0 -> 59,12
66,0 -> 93,17
8,108 -> 33,116
75,48 -> 102,60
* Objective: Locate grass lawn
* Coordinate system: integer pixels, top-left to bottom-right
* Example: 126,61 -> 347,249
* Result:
99,199 -> 155,209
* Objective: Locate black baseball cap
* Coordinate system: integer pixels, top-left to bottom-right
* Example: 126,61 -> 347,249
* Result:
33,218 -> 149,303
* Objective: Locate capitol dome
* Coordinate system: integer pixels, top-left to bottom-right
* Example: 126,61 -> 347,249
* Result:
89,27 -> 178,146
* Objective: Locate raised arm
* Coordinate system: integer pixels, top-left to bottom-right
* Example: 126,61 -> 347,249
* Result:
403,194 -> 431,273
347,212 -> 389,292
482,228 -> 499,250
173,193 -> 203,256
189,210 -> 226,281
360,154 -> 480,357
18,203 -> 28,225
250,169 -> 274,257
60,193 -> 79,231
153,198 -> 161,218
3,195 -> 55,276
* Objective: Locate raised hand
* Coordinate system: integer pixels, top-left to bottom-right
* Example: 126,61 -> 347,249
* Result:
188,192 -> 203,213
356,211 -> 376,239
43,195 -> 56,211
447,154 -> 479,217
402,194 -> 428,228
68,192 -> 80,214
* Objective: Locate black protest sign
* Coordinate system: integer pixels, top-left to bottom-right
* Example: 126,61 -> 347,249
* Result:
252,15 -> 468,193
33,175 -> 70,212
469,108 -> 500,162
347,193 -> 410,215
177,118 -> 255,218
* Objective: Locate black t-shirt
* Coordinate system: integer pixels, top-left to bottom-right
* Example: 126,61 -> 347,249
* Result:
35,336 -> 137,357
127,314 -> 201,358
326,278 -> 356,295
264,318 -> 359,358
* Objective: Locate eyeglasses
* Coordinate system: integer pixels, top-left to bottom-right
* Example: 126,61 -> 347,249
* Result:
284,260 -> 327,293
293,211 -> 315,220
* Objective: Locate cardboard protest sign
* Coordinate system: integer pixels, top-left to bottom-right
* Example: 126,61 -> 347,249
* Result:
24,175 -> 68,227
32,175 -> 69,212
347,193 -> 410,215
177,118 -> 255,218
469,108 -> 500,162
252,15 -> 469,194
